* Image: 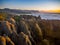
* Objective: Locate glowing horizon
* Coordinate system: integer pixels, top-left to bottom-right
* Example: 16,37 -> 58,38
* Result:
0,0 -> 60,12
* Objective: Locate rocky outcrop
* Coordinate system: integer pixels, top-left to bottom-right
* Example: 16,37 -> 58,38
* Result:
0,36 -> 6,45
0,21 -> 12,36
19,18 -> 36,45
0,35 -> 15,45
0,16 -> 60,45
18,32 -> 32,45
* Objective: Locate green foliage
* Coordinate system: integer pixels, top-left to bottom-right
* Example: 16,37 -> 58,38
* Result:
14,16 -> 20,22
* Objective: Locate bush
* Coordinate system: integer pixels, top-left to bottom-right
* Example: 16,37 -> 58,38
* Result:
0,13 -> 7,21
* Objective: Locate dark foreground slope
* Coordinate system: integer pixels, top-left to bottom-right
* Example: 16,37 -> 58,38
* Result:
0,14 -> 60,45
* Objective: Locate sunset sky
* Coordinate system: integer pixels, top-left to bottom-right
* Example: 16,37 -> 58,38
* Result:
0,0 -> 60,11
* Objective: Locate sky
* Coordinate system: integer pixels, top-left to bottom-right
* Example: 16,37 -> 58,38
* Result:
0,0 -> 60,10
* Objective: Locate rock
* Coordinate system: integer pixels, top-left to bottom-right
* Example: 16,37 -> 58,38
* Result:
27,20 -> 43,42
0,35 -> 15,45
0,36 -> 6,45
19,32 -> 32,45
19,19 -> 36,45
1,21 -> 12,36
5,36 -> 15,45
42,39 -> 50,45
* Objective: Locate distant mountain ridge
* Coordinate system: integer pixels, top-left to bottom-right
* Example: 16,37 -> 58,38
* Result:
0,8 -> 60,14
0,8 -> 40,14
